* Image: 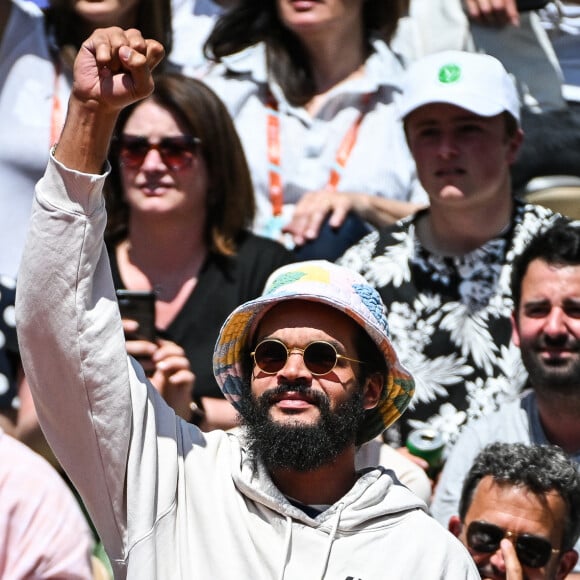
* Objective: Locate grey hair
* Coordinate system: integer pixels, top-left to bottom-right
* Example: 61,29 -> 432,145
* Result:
459,442 -> 580,551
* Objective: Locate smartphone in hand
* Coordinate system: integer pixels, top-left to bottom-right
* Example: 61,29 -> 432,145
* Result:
516,0 -> 549,10
116,289 -> 157,342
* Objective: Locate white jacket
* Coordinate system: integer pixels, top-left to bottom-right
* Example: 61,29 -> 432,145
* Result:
16,156 -> 479,579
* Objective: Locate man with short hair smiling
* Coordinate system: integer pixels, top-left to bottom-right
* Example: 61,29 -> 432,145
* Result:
432,220 -> 580,577
14,27 -> 478,579
449,442 -> 580,579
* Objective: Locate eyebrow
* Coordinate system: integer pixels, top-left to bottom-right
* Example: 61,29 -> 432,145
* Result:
412,114 -> 485,128
251,335 -> 348,352
523,298 -> 580,308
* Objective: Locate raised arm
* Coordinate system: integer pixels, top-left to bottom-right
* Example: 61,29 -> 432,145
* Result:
15,27 -> 165,566
54,27 -> 164,172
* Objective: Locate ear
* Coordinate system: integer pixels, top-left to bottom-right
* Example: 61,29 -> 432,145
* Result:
555,549 -> 579,579
507,128 -> 524,165
448,515 -> 462,538
510,311 -> 521,348
362,373 -> 383,410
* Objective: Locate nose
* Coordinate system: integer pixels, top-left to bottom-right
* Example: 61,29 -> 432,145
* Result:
437,133 -> 459,160
543,307 -> 568,337
140,146 -> 166,171
488,548 -> 507,574
279,349 -> 311,379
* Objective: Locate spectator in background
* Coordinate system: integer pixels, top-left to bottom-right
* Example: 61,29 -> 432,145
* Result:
0,427 -> 95,579
0,0 -> 52,278
448,442 -> 580,579
197,0 -> 426,261
170,0 -> 237,76
0,278 -> 20,436
105,73 -> 295,431
431,220 -> 580,575
339,50 -> 560,455
0,0 -> 174,278
393,0 -> 580,193
0,275 -> 58,463
457,0 -> 580,192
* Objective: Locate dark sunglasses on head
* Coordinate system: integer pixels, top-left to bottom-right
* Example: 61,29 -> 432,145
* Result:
250,338 -> 365,376
467,520 -> 560,568
117,135 -> 201,170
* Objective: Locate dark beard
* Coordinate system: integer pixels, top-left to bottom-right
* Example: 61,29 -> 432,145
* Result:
238,384 -> 365,472
520,338 -> 580,395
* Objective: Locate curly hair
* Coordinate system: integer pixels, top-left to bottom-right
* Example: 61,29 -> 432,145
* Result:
459,442 -> 580,551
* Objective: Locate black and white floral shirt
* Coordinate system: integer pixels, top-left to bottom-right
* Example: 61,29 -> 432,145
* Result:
0,278 -> 18,412
339,200 -> 559,452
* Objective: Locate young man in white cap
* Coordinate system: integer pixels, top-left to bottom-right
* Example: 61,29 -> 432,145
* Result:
339,50 -> 560,458
15,27 -> 478,579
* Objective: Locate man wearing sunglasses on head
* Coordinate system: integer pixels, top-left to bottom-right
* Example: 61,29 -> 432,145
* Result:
449,442 -> 580,579
14,27 -> 478,579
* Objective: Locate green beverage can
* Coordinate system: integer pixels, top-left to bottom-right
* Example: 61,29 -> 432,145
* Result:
406,428 -> 445,476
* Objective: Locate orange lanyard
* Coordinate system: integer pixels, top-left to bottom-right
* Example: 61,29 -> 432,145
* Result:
50,58 -> 63,146
266,93 -> 372,216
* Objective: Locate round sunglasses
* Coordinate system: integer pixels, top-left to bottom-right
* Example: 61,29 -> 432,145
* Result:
250,339 -> 365,376
117,135 -> 201,171
467,520 -> 560,568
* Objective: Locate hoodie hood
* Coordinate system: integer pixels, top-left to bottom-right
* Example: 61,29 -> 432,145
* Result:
234,452 -> 426,529
228,439 -> 427,580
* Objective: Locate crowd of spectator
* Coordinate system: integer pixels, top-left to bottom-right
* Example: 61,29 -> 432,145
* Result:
2,0 -> 580,577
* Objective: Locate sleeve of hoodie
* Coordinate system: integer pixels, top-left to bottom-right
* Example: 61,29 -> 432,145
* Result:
15,154 -> 187,571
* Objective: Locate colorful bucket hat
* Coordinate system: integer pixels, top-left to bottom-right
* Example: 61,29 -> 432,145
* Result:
213,260 -> 415,444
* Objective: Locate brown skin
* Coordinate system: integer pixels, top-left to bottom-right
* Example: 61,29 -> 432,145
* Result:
405,104 -> 522,256
15,28 -> 192,462
55,28 -> 193,417
70,0 -> 142,40
511,260 -> 580,455
54,27 -> 165,173
449,476 -> 578,580
252,300 -> 382,505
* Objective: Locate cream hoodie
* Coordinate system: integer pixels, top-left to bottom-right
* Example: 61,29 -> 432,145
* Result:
16,156 -> 479,579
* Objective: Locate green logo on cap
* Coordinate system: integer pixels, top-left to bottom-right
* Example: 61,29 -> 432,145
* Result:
438,64 -> 461,84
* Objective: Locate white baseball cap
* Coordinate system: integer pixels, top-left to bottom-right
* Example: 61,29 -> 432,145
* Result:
396,50 -> 520,125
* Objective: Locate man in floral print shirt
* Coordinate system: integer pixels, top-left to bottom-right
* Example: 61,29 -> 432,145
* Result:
338,50 -> 560,456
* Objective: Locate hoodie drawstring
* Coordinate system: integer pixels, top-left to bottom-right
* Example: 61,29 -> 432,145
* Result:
317,502 -> 345,579
277,503 -> 346,580
277,515 -> 293,580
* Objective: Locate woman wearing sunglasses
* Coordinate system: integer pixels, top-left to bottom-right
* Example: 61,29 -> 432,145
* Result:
195,0 -> 427,260
0,0 -> 178,279
105,73 -> 296,431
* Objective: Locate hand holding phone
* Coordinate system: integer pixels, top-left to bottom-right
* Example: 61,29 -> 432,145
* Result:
116,289 -> 157,342
516,0 -> 549,10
